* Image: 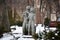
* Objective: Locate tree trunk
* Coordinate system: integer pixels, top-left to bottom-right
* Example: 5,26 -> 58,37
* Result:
0,0 -> 11,33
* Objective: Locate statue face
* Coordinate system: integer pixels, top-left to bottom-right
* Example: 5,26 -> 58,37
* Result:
26,6 -> 30,12
26,6 -> 30,10
30,7 -> 34,12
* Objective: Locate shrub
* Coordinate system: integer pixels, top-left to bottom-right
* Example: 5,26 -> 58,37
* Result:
57,24 -> 60,30
44,18 -> 50,27
32,33 -> 38,40
0,35 -> 3,38
45,31 -> 55,40
15,21 -> 23,26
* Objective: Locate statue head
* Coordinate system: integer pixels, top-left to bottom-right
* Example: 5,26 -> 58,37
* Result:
30,7 -> 35,13
26,6 -> 30,11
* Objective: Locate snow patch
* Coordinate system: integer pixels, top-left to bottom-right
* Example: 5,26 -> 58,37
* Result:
36,24 -> 44,33
12,27 -> 23,34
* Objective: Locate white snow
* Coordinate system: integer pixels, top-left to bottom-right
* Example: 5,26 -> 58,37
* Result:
10,25 -> 23,34
10,25 -> 18,28
49,27 -> 56,32
0,36 -> 13,40
22,35 -> 32,37
36,24 -> 56,33
0,24 -> 57,40
18,35 -> 34,40
18,38 -> 34,40
12,27 -> 23,34
0,26 -> 35,40
36,24 -> 44,33
0,33 -> 13,40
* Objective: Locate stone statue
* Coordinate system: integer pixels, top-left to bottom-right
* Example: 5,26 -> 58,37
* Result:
28,7 -> 35,35
23,6 -> 35,35
22,6 -> 30,35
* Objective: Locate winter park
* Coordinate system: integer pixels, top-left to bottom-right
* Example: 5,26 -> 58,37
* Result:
0,0 -> 60,40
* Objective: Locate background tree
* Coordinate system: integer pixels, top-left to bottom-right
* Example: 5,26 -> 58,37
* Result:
8,6 -> 15,26
0,0 -> 11,37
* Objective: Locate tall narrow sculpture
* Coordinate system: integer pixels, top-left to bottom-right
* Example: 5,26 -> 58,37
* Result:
28,7 -> 35,35
23,6 -> 30,35
23,6 -> 35,35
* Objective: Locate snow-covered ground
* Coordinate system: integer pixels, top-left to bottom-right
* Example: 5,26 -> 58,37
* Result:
0,33 -> 13,40
36,24 -> 56,33
0,24 -> 57,40
36,24 -> 44,33
18,38 -> 34,40
0,25 -> 34,40
11,26 -> 23,34
18,35 -> 34,40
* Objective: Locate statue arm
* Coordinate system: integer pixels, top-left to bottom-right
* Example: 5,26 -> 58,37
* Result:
23,12 -> 26,17
33,11 -> 35,20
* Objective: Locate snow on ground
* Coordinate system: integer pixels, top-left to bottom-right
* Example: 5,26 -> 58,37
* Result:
0,24 -> 57,40
0,33 -> 13,40
18,38 -> 34,40
11,26 -> 23,34
11,25 -> 23,37
0,36 -> 13,40
36,24 -> 44,33
0,25 -> 35,40
36,24 -> 56,33
10,25 -> 18,28
18,35 -> 34,40
22,35 -> 32,38
49,27 -> 56,31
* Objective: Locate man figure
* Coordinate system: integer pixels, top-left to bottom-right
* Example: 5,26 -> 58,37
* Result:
28,7 -> 35,35
22,6 -> 30,35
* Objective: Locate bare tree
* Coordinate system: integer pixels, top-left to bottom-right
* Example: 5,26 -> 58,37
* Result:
0,0 -> 10,34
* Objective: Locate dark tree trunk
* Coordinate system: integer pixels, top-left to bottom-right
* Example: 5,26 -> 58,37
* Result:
0,0 -> 11,34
